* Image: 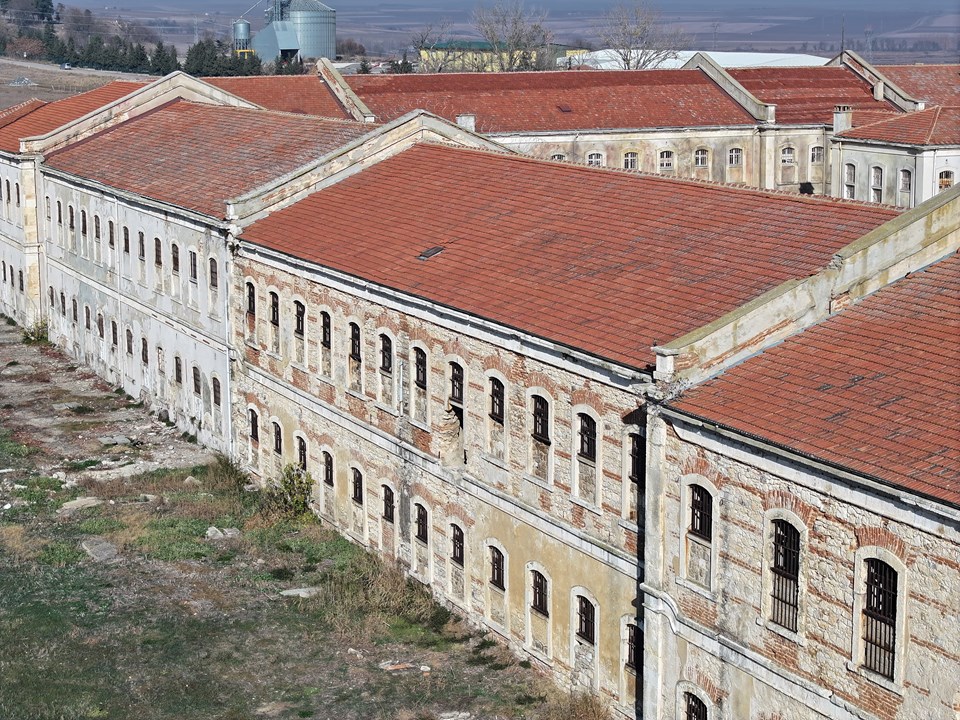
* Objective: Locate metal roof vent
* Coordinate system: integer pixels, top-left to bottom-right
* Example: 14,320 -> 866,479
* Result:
417,246 -> 444,260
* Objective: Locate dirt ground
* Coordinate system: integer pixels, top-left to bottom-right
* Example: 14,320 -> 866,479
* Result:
0,58 -> 153,109
0,318 -> 595,720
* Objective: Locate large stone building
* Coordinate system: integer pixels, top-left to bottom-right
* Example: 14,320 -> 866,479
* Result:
0,71 -> 957,720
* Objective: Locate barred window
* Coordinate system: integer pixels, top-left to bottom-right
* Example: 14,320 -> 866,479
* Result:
577,413 -> 596,461
771,520 -> 801,632
382,485 -> 394,522
863,559 -> 898,679
531,570 -> 548,615
576,595 -> 595,644
689,485 -> 713,541
415,503 -> 428,542
490,546 -> 505,590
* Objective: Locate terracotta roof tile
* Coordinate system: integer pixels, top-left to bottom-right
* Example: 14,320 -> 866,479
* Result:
205,75 -> 352,119
44,100 -> 372,218
878,64 -> 960,106
671,251 -> 960,506
728,66 -> 894,124
241,142 -> 899,369
839,106 -> 960,146
0,81 -> 144,153
343,69 -> 757,132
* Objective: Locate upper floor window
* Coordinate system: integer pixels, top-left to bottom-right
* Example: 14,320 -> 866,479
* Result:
939,170 -> 955,192
781,146 -> 795,164
451,524 -> 464,566
531,570 -> 548,616
727,147 -> 742,166
684,693 -> 707,720
532,395 -> 550,443
414,503 -> 428,543
576,595 -> 595,644
489,377 -> 504,424
689,484 -> 713,541
269,292 -> 279,327
272,421 -> 282,454
294,301 -> 305,337
771,520 -> 801,632
382,485 -> 395,523
349,323 -> 361,361
586,153 -> 603,167
863,558 -> 898,679
490,546 -> 505,590
414,347 -> 427,389
623,151 -> 638,170
379,334 -> 393,373
209,258 -> 218,289
899,169 -> 912,192
658,150 -> 674,170
351,468 -> 363,504
810,145 -> 824,164
246,282 -> 256,315
694,148 -> 708,167
577,413 -> 596,462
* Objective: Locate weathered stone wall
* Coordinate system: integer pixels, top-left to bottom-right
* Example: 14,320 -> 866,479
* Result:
644,414 -> 960,720
233,249 -> 645,715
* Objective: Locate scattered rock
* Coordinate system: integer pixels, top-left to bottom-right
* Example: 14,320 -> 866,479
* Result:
183,475 -> 200,487
58,496 -> 102,516
279,587 -> 321,598
81,537 -> 119,563
205,526 -> 225,540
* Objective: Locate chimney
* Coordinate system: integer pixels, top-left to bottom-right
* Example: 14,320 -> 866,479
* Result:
873,81 -> 884,101
455,114 -> 476,132
833,104 -> 853,133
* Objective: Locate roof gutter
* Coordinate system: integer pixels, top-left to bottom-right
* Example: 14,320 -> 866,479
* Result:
660,405 -> 960,522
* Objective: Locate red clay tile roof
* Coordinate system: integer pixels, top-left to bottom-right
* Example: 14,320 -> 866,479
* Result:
45,100 -> 372,218
670,251 -> 960,506
839,106 -> 960,146
343,69 -> 757,132
241,142 -> 899,369
878,64 -> 960,106
0,81 -> 144,153
728,66 -> 894,124
205,75 -> 352,119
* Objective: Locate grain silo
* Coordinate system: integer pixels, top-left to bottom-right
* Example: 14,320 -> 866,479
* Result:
252,0 -> 336,62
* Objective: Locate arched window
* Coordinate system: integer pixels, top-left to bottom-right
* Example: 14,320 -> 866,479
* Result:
623,151 -> 638,170
451,524 -> 464,566
272,421 -> 282,454
771,519 -> 801,631
382,485 -> 394,522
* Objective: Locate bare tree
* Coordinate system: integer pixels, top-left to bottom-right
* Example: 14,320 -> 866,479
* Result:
472,1 -> 552,72
595,1 -> 689,70
411,19 -> 462,73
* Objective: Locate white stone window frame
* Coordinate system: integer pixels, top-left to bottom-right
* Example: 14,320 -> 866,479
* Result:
524,560 -> 553,661
408,340 -> 431,428
848,545 -> 908,694
658,149 -> 675,171
621,423 -> 644,524
484,536 -> 510,632
623,151 -> 639,171
571,403 -> 602,509
675,681 -> 717,720
289,292 -> 310,369
586,152 -> 605,167
483,369 -> 510,464
677,473 -> 719,598
569,585 -> 600,689
759,508 -> 809,645
525,386 -> 555,487
410,496 -> 433,583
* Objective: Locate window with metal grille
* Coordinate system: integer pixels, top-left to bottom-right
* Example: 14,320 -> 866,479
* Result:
415,503 -> 428,542
728,147 -> 742,166
689,485 -> 713,541
490,546 -> 505,590
623,151 -> 638,170
626,623 -> 639,669
382,485 -> 394,522
270,292 -> 279,327
193,367 -> 201,396
154,238 -> 162,266
171,244 -> 180,274
863,558 -> 897,679
531,570 -> 548,615
352,469 -> 363,504
414,347 -> 427,389
297,437 -> 307,470
770,520 -> 801,632
349,323 -> 361,361
694,148 -> 709,167
174,356 -> 182,384
379,335 -> 392,373
577,413 -> 596,461
489,377 -> 504,424
629,431 -> 645,485
532,395 -> 550,443
249,409 -> 259,442
451,524 -> 464,566
212,378 -> 221,407
294,301 -> 305,337
272,422 -> 282,454
576,595 -> 595,644
323,451 -> 333,486
684,692 -> 707,720
320,312 -> 331,348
